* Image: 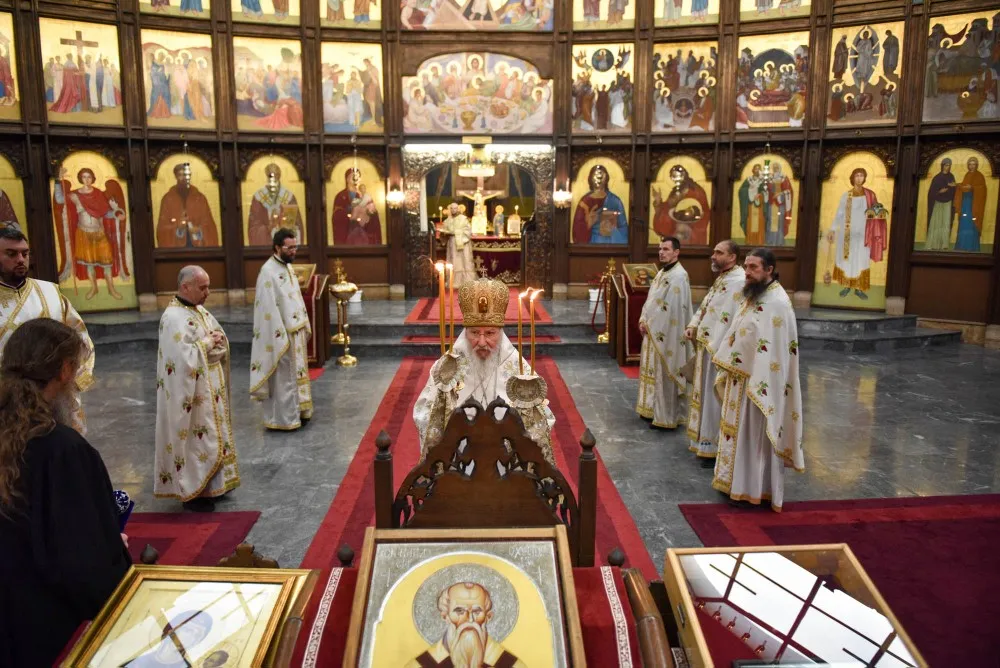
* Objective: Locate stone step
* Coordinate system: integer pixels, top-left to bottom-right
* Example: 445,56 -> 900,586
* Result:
795,309 -> 917,336
798,327 -> 961,353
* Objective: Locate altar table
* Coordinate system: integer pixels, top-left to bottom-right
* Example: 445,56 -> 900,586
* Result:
436,235 -> 522,285
296,566 -> 642,667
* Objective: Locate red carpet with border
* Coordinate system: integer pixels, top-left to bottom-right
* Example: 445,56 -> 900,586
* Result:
291,356 -> 655,664
404,287 -> 552,325
618,365 -> 639,379
308,368 -> 325,381
680,495 -> 1000,667
125,511 -> 260,566
401,333 -> 561,344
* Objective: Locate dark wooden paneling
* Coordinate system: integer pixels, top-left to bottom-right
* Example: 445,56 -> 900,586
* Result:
569,255 -> 630,285
907,266 -> 992,323
154,259 -> 227,293
328,255 -> 389,285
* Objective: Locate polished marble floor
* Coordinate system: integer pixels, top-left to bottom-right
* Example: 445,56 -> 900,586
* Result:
86,325 -> 1000,572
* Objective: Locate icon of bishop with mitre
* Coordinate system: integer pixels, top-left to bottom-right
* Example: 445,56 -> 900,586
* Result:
413,278 -> 555,464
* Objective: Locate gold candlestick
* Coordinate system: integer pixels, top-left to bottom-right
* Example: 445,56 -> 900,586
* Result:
517,289 -> 529,374
446,262 -> 455,348
435,262 -> 446,355
529,288 -> 543,374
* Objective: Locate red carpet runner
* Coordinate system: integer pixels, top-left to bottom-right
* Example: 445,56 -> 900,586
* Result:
401,333 -> 561,344
404,287 -> 553,325
125,511 -> 260,566
292,356 -> 655,664
681,494 -> 1000,667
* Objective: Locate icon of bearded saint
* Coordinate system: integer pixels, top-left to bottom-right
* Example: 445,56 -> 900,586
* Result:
406,582 -> 525,668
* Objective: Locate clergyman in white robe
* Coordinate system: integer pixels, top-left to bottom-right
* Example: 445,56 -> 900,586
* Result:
636,262 -> 693,429
0,276 -> 94,434
250,255 -> 313,430
711,280 -> 804,511
441,203 -> 475,287
687,263 -> 746,459
154,297 -> 239,503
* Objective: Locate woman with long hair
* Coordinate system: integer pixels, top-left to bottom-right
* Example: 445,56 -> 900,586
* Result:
0,318 -> 131,667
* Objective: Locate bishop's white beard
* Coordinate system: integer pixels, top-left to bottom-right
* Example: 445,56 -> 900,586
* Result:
465,347 -> 502,406
445,622 -> 488,668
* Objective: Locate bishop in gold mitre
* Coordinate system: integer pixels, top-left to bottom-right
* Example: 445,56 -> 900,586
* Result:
413,278 -> 555,463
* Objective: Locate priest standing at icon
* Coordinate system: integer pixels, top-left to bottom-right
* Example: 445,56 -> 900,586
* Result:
154,266 -> 239,512
250,229 -> 313,430
636,236 -> 693,429
413,278 -> 555,463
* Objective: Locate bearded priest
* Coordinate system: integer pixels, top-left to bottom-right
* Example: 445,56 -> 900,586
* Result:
154,266 -> 239,512
685,240 -> 746,467
0,226 -> 94,434
413,278 -> 555,464
711,249 -> 804,511
636,236 -> 693,429
250,229 -> 313,430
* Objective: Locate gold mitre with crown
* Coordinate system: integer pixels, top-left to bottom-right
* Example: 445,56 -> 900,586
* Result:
459,278 -> 509,327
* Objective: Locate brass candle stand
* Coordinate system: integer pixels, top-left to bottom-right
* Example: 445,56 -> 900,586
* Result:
329,262 -> 358,367
597,258 -> 616,344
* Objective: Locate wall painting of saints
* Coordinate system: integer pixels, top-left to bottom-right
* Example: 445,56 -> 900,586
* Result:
241,155 -> 306,246
652,42 -> 718,133
0,155 -> 26,237
736,32 -> 809,129
924,11 -> 1000,123
402,52 -> 553,134
655,0 -> 718,26
573,0 -> 634,31
649,156 -> 712,246
740,0 -> 810,22
915,148 -> 996,254
140,0 -> 211,19
320,42 -> 384,134
813,152 -> 894,310
731,155 -> 798,248
327,156 -> 386,245
39,19 -> 123,127
571,158 -> 629,245
322,0 -> 380,28
151,154 -> 222,248
571,43 -> 634,133
400,0 -> 553,31
827,22 -> 904,126
0,13 -> 21,121
231,0 -> 300,24
232,37 -> 304,133
51,151 -> 135,312
141,30 -> 215,130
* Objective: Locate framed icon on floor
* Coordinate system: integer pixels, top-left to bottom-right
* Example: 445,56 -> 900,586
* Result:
60,565 -> 318,667
343,526 -> 586,667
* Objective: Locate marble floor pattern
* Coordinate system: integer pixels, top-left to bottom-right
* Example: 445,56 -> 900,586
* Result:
87,340 -> 1000,573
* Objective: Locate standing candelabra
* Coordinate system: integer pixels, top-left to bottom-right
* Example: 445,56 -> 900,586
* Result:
330,260 -> 349,346
597,258 -> 616,344
330,266 -> 358,367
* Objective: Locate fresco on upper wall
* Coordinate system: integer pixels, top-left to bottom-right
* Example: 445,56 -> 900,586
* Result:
572,157 -> 630,245
402,52 -> 552,134
400,0 -> 553,31
827,22 -> 904,127
141,30 -> 215,130
140,0 -> 210,19
730,155 -> 798,249
649,156 -> 711,246
321,42 -> 384,134
232,0 -> 300,24
652,42 -> 717,133
322,0 -> 381,28
813,151 -> 895,311
0,13 -> 21,121
327,156 -> 386,246
740,0 -> 810,22
924,10 -> 1000,123
736,32 -> 809,129
915,148 -> 996,255
571,43 -> 634,133
233,37 -> 303,132
573,0 -> 634,31
0,155 -> 26,237
151,154 -> 222,248
241,155 -> 306,246
40,19 -> 123,127
51,151 -> 136,312
654,0 -> 718,26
